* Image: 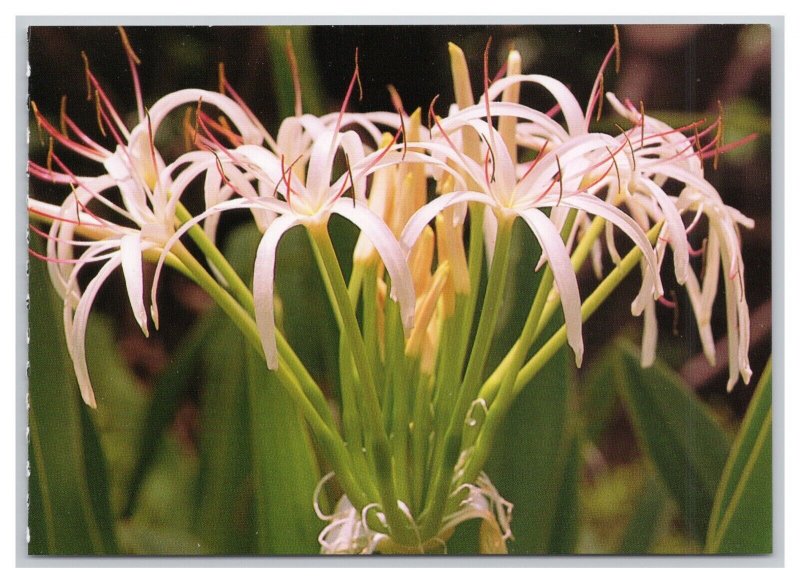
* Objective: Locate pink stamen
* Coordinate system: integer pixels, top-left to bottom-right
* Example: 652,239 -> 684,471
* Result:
545,104 -> 562,118
284,31 -> 304,118
118,27 -> 145,122
699,133 -> 757,160
29,206 -> 87,226
61,112 -> 111,156
658,294 -> 677,309
49,152 -> 113,226
29,223 -> 105,247
31,102 -> 106,162
585,40 -> 619,128
520,140 -> 551,183
195,105 -> 246,167
84,61 -> 130,138
28,246 -> 117,265
333,50 -> 362,137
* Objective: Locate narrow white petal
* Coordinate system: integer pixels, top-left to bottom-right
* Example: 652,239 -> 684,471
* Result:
517,208 -> 584,366
254,214 -> 300,369
641,298 -> 657,368
636,177 -> 690,284
485,74 -> 586,135
120,233 -> 148,336
684,269 -> 717,366
332,199 -> 416,332
145,89 -> 263,144
70,255 -> 123,408
562,193 -> 662,297
306,130 -> 339,206
400,191 -> 496,253
150,197 -> 290,328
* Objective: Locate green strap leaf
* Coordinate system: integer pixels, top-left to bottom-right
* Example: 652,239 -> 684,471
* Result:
612,338 -> 730,539
28,237 -> 118,555
706,359 -> 772,553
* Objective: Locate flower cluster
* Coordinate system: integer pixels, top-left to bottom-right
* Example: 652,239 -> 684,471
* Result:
29,29 -> 754,553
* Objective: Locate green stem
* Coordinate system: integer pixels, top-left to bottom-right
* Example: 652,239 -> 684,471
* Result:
170,243 -> 373,515
419,213 -> 515,540
309,222 -> 417,546
478,215 -> 605,404
461,222 -> 662,487
173,203 -> 335,431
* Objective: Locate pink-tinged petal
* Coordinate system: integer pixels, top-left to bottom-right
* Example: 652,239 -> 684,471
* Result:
561,193 -> 662,297
516,133 -> 617,198
338,130 -> 367,200
636,177 -> 690,284
150,197 -> 290,328
120,233 -> 148,336
254,214 -> 300,369
68,254 -> 123,408
306,130 -> 340,206
331,199 -> 416,332
517,207 -> 584,366
483,209 -> 498,268
485,74 -> 587,136
641,298 -> 657,368
684,269 -> 717,366
442,101 -> 570,144
400,191 -> 496,253
145,89 -> 263,145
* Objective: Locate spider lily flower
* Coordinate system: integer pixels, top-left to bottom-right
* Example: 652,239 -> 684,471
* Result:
28,34 -> 262,407
154,114 -> 456,370
314,471 -> 512,554
598,93 -> 754,387
402,115 -> 663,367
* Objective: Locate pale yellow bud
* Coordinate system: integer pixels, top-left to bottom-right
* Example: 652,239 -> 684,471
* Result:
406,261 -> 449,360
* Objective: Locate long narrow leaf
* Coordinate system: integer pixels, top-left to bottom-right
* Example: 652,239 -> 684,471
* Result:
28,239 -> 118,555
706,359 -> 772,553
612,338 -> 730,539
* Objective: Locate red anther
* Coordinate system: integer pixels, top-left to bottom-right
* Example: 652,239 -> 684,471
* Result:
387,85 -> 408,161
31,101 -> 105,161
118,26 -> 145,121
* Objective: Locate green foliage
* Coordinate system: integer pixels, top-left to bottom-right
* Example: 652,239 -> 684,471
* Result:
611,338 -> 731,540
706,360 -> 772,554
28,240 -> 118,555
194,225 -> 322,554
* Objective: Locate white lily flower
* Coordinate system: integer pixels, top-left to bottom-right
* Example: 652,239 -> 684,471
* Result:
29,37 -> 262,407
314,471 -> 512,554
402,113 -> 663,367
601,93 -> 754,388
